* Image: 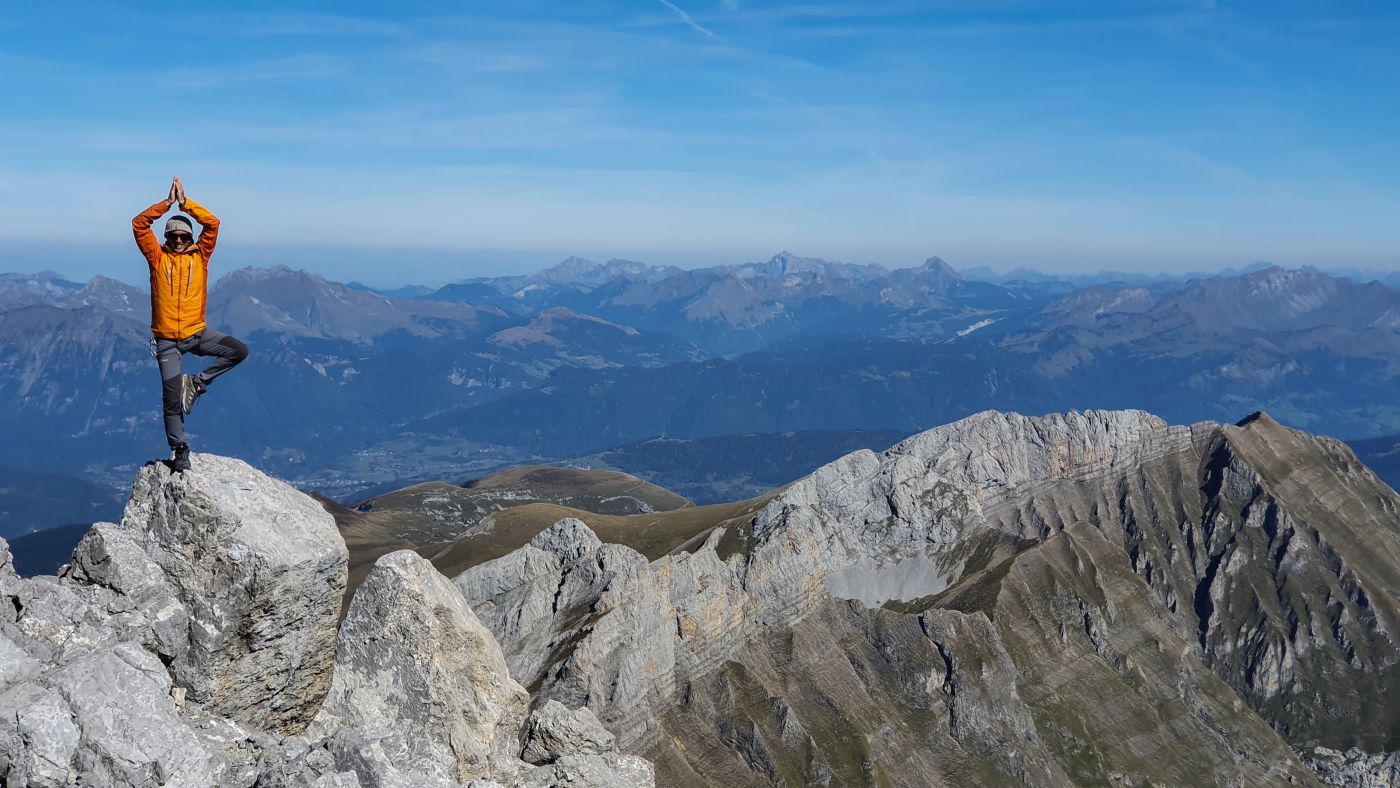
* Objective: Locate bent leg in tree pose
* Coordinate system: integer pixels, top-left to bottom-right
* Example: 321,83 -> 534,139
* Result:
132,176 -> 250,472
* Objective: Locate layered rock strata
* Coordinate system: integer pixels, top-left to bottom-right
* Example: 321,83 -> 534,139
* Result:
457,410 -> 1399,786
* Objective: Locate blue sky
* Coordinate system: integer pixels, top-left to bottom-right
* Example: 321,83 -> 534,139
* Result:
1,1 -> 1397,285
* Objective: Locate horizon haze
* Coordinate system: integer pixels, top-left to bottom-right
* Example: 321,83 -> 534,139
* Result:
1,244 -> 1390,293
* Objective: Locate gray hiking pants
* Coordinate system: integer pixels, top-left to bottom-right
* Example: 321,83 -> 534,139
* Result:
153,327 -> 249,449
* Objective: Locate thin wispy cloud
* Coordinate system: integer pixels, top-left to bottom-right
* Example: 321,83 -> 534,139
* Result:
657,0 -> 717,38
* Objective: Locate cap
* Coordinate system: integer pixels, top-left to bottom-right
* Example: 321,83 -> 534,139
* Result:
164,215 -> 194,237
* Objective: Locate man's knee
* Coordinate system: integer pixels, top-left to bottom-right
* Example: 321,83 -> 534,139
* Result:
219,335 -> 249,363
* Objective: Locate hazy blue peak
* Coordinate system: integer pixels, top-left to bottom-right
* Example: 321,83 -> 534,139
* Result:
0,271 -> 71,283
212,265 -> 332,291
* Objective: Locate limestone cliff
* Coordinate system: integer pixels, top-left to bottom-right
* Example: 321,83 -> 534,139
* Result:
456,409 -> 1399,786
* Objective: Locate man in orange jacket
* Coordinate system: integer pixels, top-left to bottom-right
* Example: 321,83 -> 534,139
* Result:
133,176 -> 249,471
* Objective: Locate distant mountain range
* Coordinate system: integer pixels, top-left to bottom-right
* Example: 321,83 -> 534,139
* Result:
4,254 -> 1400,529
961,259 -> 1400,291
408,265 -> 1400,457
0,265 -> 704,489
411,251 -> 1020,354
0,271 -> 84,310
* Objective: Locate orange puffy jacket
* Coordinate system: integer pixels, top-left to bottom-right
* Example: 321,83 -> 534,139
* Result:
133,198 -> 220,340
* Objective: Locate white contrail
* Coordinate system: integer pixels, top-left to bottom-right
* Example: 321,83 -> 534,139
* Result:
657,0 -> 717,38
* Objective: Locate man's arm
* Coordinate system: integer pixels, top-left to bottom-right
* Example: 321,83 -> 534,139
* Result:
132,199 -> 172,264
181,197 -> 220,260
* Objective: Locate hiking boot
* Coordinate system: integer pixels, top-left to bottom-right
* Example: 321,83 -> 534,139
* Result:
180,374 -> 207,415
171,443 -> 192,472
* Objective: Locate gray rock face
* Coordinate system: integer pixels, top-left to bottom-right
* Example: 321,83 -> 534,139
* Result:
741,409 -> 1183,627
456,409 -> 1395,785
312,549 -> 650,788
1305,747 -> 1400,787
0,641 -> 221,787
0,537 -> 18,627
0,454 -> 354,786
513,752 -> 655,788
253,737 -> 362,787
455,518 -> 672,700
311,549 -> 530,785
2,455 -> 652,788
1182,420 -> 1400,751
455,518 -> 733,746
5,565 -> 153,674
0,631 -> 39,688
521,700 -> 616,765
463,415 -> 1176,749
71,454 -> 348,733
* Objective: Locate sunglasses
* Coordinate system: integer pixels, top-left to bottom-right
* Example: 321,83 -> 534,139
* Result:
166,233 -> 193,243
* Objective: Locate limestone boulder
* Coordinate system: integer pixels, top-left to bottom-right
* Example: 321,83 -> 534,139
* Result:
520,700 -> 616,765
70,454 -> 348,733
0,641 -> 221,787
312,550 -> 529,785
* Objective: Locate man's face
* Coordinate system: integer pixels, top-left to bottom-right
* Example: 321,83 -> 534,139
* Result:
166,232 -> 193,253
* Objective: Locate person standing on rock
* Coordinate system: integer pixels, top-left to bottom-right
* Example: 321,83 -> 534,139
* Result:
132,177 -> 249,472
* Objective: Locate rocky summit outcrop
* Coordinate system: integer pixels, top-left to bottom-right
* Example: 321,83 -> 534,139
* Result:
1,454 -> 650,788
70,454 -> 348,733
0,452 -> 350,785
310,549 -> 530,784
456,517 -> 743,747
267,548 -> 652,787
457,409 -> 1400,786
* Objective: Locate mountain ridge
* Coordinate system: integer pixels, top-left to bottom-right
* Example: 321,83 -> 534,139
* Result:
449,407 -> 1399,785
5,260 -> 1400,513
